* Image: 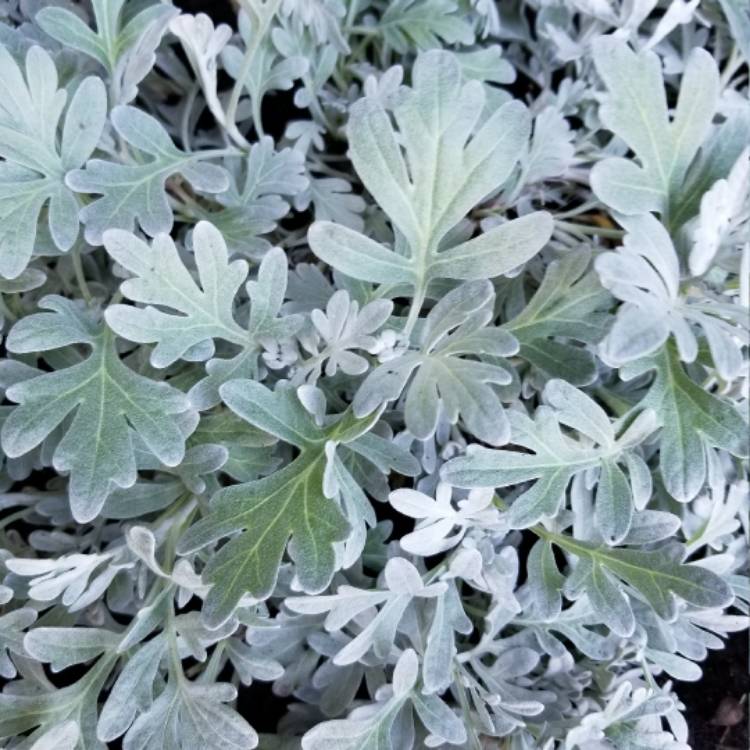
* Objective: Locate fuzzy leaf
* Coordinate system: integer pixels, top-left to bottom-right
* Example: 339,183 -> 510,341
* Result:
552,533 -> 734,636
443,380 -> 658,543
104,222 -> 248,366
354,280 -> 518,444
378,0 -> 475,53
0,46 -> 106,278
37,0 -> 177,74
1,296 -> 194,521
591,38 -> 719,220
622,344 -> 749,502
178,382 -> 380,626
67,106 -> 229,244
308,50 -> 552,295
505,249 -> 610,385
201,138 -> 308,257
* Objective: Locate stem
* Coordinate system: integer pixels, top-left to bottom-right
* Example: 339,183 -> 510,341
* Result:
555,220 -> 625,239
72,245 -> 93,304
303,74 -> 336,133
202,640 -> 227,682
0,508 -> 31,530
0,295 -> 16,325
225,0 -> 282,145
194,147 -> 246,160
720,44 -> 742,88
402,282 -> 426,338
181,82 -> 199,152
640,658 -> 658,690
167,608 -> 186,683
252,95 -> 265,139
348,24 -> 377,36
344,0 -> 360,29
684,522 -> 707,551
554,200 -> 603,219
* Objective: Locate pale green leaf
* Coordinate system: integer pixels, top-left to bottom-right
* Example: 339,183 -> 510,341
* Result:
591,38 -> 719,223
622,344 -> 749,502
0,46 -> 106,278
309,50 -> 551,302
1,296 -> 194,522
550,532 -> 734,631
67,106 -> 229,244
178,382 -> 380,625
24,627 -> 119,672
104,222 -> 249,367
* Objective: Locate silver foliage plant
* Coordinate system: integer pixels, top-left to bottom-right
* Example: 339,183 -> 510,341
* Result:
0,1 -> 747,748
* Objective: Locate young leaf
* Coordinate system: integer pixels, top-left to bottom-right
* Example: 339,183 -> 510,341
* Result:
301,649 -> 419,750
301,648 -> 466,749
354,280 -> 518,445
296,290 -> 393,381
690,146 -> 750,276
597,214 -> 747,379
170,13 -> 234,132
222,6 -> 309,135
200,137 -> 308,257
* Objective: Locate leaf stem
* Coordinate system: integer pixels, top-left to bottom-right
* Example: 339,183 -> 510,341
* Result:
555,220 -> 624,239
71,245 -> 93,304
719,44 -> 742,88
0,295 -> 16,324
225,0 -> 283,145
348,24 -> 376,36
181,82 -> 200,152
403,282 -> 426,338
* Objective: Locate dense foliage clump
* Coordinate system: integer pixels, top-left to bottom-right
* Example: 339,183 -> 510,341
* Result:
0,1 -> 747,748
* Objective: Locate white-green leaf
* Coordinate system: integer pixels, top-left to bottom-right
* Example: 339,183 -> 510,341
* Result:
67,106 -> 229,244
591,38 -> 719,221
0,45 -> 106,278
378,0 -> 475,53
104,222 -> 249,367
354,281 -> 517,444
1,296 -> 194,521
37,0 -> 177,76
200,138 -> 308,257
504,249 -> 611,385
178,382 -> 380,626
621,345 -> 749,502
24,627 -> 119,672
551,533 -> 734,634
309,50 -> 551,299
443,380 -> 657,542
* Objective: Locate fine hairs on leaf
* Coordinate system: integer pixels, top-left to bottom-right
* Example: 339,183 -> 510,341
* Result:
0,3 -> 747,750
